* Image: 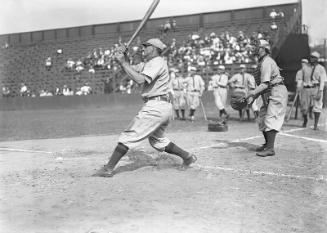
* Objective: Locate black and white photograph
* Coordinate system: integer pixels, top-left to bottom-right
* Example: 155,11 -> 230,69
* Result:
0,0 -> 326,232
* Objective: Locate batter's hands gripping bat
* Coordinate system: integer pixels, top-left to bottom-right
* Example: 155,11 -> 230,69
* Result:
126,0 -> 160,48
285,92 -> 299,122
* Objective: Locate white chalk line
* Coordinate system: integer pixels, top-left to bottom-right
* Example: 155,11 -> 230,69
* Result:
279,132 -> 327,143
193,164 -> 326,182
0,147 -> 53,154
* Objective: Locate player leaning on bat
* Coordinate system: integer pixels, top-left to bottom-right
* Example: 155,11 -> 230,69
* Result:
296,52 -> 326,130
94,38 -> 197,177
246,40 -> 288,157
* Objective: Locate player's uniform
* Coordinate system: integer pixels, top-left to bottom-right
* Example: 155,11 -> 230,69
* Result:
185,74 -> 205,120
171,74 -> 187,119
95,38 -> 197,177
310,63 -> 326,114
295,62 -> 313,127
257,55 -> 288,132
229,72 -> 259,119
211,72 -> 229,118
118,56 -> 172,150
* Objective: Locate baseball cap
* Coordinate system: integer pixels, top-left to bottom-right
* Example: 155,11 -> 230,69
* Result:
142,38 -> 167,51
258,39 -> 271,51
310,51 -> 320,58
301,59 -> 308,63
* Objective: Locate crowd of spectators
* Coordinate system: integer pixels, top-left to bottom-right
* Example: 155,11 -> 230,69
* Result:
2,28 -> 272,98
165,30 -> 271,73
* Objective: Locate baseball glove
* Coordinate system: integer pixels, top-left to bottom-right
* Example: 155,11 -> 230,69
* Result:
231,97 -> 248,110
230,90 -> 248,110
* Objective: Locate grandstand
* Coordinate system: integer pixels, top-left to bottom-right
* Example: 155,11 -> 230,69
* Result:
0,2 -> 305,97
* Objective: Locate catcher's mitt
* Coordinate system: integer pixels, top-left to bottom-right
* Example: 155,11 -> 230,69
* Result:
208,120 -> 228,132
230,90 -> 248,110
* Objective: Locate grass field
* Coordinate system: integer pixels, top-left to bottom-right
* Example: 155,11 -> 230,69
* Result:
0,94 -> 326,233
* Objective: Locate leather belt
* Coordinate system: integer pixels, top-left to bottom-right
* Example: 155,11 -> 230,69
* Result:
143,95 -> 170,103
218,85 -> 227,88
303,85 -> 318,88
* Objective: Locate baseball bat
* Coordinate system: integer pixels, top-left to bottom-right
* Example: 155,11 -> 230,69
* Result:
200,99 -> 208,121
285,92 -> 299,122
126,0 -> 160,48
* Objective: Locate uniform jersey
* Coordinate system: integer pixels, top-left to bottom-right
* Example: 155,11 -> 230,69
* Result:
132,56 -> 170,98
172,76 -> 186,91
311,64 -> 326,91
260,56 -> 281,83
211,74 -> 228,88
229,73 -> 256,90
185,75 -> 205,92
295,65 -> 313,87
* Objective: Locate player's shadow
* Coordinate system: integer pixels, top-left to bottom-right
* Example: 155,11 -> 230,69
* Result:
113,150 -> 180,175
212,139 -> 259,152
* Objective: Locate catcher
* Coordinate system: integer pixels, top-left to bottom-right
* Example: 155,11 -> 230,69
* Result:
242,40 -> 288,157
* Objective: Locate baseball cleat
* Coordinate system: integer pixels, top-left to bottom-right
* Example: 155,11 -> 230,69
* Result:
256,149 -> 275,157
180,154 -> 197,170
92,165 -> 115,177
255,144 -> 267,152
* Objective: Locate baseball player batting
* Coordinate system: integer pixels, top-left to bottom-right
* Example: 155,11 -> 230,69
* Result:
94,38 -> 197,177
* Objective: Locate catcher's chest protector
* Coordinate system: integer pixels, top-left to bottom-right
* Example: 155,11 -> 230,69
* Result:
253,63 -> 261,86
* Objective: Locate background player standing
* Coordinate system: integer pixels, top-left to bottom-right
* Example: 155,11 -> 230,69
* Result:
308,51 -> 327,130
211,65 -> 229,120
229,64 -> 259,120
171,69 -> 187,120
295,58 -> 313,127
247,40 -> 288,157
185,67 -> 205,121
94,38 -> 197,177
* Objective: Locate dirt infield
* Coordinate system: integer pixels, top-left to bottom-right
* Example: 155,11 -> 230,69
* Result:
1,105 -> 327,233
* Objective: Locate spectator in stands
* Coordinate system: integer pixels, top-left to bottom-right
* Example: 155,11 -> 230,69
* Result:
103,77 -> 114,94
88,66 -> 95,74
20,83 -> 29,97
270,22 -> 278,31
172,19 -> 177,31
62,85 -> 71,96
45,57 -> 52,71
75,59 -> 84,72
2,86 -> 11,97
81,83 -> 92,95
269,9 -> 278,19
66,58 -> 75,70
163,20 -> 171,33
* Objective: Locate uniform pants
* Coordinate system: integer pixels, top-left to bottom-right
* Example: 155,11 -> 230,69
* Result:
300,88 -> 315,114
187,91 -> 201,109
119,100 -> 172,150
312,87 -> 323,113
258,85 -> 288,132
213,88 -> 227,110
173,90 -> 187,110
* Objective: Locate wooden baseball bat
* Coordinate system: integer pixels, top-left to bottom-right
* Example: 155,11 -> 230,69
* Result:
126,0 -> 160,48
200,99 -> 208,121
286,92 -> 299,122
